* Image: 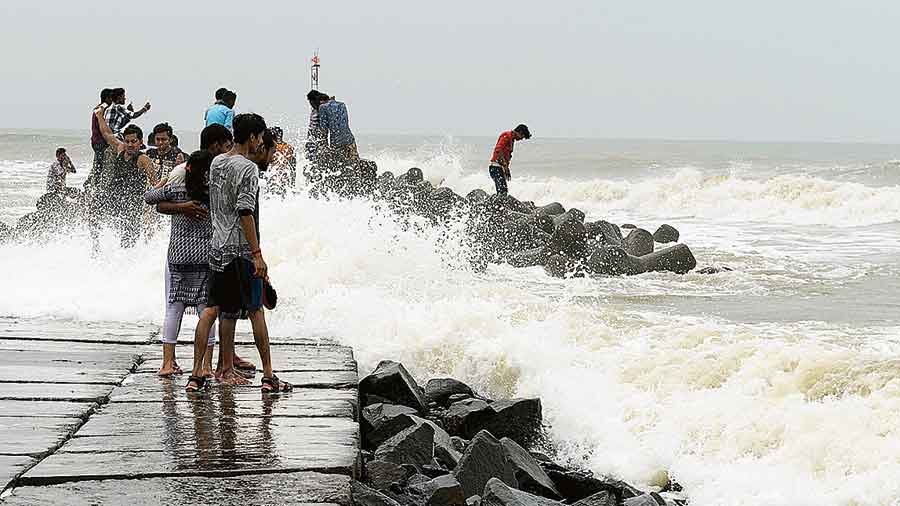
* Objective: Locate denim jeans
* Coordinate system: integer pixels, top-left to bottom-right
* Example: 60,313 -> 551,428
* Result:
489,164 -> 508,195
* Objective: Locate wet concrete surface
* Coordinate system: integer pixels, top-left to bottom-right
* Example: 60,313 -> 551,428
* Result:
1,320 -> 361,503
3,471 -> 351,505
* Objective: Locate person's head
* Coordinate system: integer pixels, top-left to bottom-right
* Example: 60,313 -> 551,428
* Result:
122,124 -> 143,155
249,128 -> 276,171
223,90 -> 237,109
199,124 -> 234,155
214,87 -> 228,102
100,88 -> 113,105
152,123 -> 174,152
270,126 -> 284,143
55,147 -> 67,161
111,88 -> 126,105
185,149 -> 214,203
513,124 -> 532,141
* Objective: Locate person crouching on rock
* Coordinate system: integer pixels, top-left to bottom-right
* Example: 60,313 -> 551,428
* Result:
488,124 -> 531,195
47,147 -> 76,194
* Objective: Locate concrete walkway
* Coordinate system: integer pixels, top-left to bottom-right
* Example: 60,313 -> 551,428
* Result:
0,317 -> 359,505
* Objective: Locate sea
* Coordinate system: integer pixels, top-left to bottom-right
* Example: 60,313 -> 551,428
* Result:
2,128 -> 900,506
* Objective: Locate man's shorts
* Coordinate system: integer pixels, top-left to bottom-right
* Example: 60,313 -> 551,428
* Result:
208,258 -> 263,320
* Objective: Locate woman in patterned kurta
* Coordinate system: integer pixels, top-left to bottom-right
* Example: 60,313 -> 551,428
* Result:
144,150 -> 216,377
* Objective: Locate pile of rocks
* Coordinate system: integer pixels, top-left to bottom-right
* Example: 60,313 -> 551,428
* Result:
353,360 -> 685,506
371,167 -> 698,278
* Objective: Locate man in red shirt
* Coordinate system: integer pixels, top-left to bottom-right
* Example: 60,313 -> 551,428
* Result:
489,124 -> 531,195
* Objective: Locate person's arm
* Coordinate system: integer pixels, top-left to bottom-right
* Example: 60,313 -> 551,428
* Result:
131,101 -> 151,120
318,107 -> 331,146
224,109 -> 234,131
155,200 -> 209,218
137,155 -> 159,187
239,213 -> 266,281
63,155 -> 76,173
95,106 -> 123,151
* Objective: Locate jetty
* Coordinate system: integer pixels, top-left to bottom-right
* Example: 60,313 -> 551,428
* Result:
0,317 -> 360,505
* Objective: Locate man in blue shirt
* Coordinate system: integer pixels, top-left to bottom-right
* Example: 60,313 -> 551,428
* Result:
204,89 -> 237,131
317,95 -> 359,161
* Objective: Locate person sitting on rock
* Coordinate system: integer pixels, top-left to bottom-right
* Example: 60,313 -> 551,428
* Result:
46,147 -> 76,194
205,88 -> 237,131
488,124 -> 531,195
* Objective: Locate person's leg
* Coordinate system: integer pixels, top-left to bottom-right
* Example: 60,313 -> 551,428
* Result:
197,303 -> 217,378
217,317 -> 249,385
248,310 -> 273,379
160,301 -> 185,376
189,306 -> 217,386
489,165 -> 508,195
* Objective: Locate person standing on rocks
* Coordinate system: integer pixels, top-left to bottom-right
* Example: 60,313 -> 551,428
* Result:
87,88 -> 114,190
187,114 -> 289,393
205,89 -> 237,131
488,124 -> 531,195
104,87 -> 151,136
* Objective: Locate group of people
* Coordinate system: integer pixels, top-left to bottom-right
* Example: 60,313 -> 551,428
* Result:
44,83 -> 532,393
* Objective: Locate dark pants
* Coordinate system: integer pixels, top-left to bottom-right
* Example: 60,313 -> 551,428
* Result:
489,165 -> 508,195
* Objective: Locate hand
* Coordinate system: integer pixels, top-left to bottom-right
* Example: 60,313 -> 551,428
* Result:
127,102 -> 134,112
252,254 -> 268,282
94,104 -> 107,116
179,201 -> 208,220
143,101 -> 151,112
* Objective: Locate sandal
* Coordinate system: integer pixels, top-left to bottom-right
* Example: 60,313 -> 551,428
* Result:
261,375 -> 293,393
185,375 -> 208,393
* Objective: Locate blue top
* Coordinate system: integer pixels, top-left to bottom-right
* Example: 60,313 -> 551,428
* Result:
318,100 -> 355,147
204,103 -> 234,131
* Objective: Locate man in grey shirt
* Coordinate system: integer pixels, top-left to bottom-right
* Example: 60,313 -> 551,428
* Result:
186,113 -> 288,393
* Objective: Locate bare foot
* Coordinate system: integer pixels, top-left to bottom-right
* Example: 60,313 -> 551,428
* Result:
158,364 -> 180,377
234,355 -> 256,371
220,369 -> 251,386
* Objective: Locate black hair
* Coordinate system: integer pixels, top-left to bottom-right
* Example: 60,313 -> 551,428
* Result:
171,134 -> 179,147
270,126 -> 283,141
307,90 -> 330,108
146,133 -> 155,146
55,147 -> 66,156
233,113 -> 267,144
123,124 -> 143,141
215,87 -> 228,101
100,88 -> 113,103
262,128 -> 275,150
223,90 -> 237,105
111,88 -> 126,102
152,123 -> 173,137
200,124 -> 233,150
185,150 -> 214,203
514,124 -> 532,140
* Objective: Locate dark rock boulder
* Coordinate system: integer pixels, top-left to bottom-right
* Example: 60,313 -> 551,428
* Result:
624,493 -> 669,506
361,361 -> 428,413
697,265 -> 732,274
535,202 -> 565,217
500,438 -> 560,499
638,244 -> 696,274
545,219 -> 587,259
506,248 -> 549,268
550,208 -> 586,229
354,480 -> 403,506
480,478 -> 559,506
585,246 -> 644,276
367,459 -> 415,490
452,431 -> 517,499
489,194 -> 532,215
374,421 -> 436,469
467,189 -> 490,205
362,403 -> 420,450
450,436 -> 469,453
443,399 -> 491,436
428,187 -> 466,218
397,168 -> 424,185
409,475 -> 467,506
543,254 -> 574,278
623,228 -> 654,257
652,224 -> 679,244
572,491 -> 617,506
584,220 -> 623,247
540,462 -> 641,503
444,398 -> 543,447
426,378 -> 475,407
621,223 -> 637,230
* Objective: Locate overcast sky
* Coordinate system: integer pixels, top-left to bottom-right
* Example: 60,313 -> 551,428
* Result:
1,1 -> 898,142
